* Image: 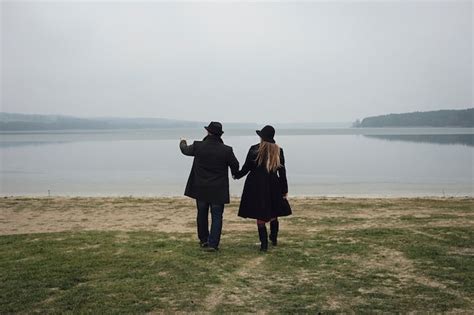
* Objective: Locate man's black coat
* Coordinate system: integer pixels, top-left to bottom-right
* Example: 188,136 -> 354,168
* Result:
180,135 -> 239,204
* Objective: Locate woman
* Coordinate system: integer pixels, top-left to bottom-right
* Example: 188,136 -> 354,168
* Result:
234,125 -> 292,251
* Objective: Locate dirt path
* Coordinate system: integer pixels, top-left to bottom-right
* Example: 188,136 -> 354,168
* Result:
203,256 -> 266,312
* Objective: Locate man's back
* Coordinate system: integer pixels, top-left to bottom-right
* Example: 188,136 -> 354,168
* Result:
179,121 -> 239,251
193,138 -> 235,186
180,134 -> 239,204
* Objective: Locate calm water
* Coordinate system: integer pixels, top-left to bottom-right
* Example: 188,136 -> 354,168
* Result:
1,128 -> 473,197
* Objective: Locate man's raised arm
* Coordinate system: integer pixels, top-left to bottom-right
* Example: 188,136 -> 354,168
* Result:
179,139 -> 195,156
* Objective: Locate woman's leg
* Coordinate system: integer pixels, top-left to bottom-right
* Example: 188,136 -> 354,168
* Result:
256,220 -> 268,252
269,218 -> 279,246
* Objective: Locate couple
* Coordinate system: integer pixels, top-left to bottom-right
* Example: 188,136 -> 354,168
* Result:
179,121 -> 292,252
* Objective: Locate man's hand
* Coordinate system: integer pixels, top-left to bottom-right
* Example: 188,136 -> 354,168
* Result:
283,193 -> 288,199
180,138 -> 195,156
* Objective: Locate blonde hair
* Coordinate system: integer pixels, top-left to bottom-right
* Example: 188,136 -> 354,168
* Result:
256,140 -> 281,172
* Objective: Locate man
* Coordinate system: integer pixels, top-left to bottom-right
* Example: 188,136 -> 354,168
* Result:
180,121 -> 239,252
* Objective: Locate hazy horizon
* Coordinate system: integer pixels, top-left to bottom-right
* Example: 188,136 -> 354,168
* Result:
2,1 -> 472,123
1,107 -> 473,126
0,110 -> 350,124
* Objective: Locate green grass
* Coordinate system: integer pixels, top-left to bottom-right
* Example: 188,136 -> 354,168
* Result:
1,228 -> 473,313
1,197 -> 473,313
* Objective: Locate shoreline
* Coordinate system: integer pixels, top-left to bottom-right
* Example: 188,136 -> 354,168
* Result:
1,194 -> 473,199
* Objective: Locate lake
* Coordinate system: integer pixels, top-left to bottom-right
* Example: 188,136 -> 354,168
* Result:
1,128 -> 473,197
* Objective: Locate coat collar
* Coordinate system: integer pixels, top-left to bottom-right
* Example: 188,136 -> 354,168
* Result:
203,134 -> 224,143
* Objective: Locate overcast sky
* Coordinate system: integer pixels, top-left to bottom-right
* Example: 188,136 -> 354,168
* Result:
1,1 -> 472,123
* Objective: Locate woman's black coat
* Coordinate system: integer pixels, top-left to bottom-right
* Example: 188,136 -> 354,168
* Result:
235,144 -> 291,221
180,135 -> 239,204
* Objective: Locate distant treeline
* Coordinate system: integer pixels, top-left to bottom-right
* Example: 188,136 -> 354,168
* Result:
0,113 -> 257,131
354,108 -> 474,128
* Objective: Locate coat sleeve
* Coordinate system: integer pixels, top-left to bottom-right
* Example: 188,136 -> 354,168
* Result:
234,148 -> 253,179
227,148 -> 240,176
180,140 -> 195,156
278,148 -> 288,194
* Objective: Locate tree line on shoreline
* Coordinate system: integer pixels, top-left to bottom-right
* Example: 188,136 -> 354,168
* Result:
1,108 -> 472,131
353,108 -> 473,128
0,113 -> 257,131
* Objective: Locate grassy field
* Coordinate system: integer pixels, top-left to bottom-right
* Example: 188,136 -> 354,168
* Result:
0,197 -> 473,313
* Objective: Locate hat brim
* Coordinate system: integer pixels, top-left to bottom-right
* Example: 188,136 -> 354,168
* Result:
205,126 -> 223,135
256,130 -> 275,143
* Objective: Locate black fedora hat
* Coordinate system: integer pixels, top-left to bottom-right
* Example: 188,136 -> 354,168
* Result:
256,125 -> 275,143
204,121 -> 224,136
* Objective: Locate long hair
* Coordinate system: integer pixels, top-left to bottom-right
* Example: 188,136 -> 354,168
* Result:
256,140 -> 281,172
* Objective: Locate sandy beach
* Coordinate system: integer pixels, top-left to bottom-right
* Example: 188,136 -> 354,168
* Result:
2,196 -> 472,236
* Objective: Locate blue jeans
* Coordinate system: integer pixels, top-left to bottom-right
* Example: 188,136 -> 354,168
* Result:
196,200 -> 224,249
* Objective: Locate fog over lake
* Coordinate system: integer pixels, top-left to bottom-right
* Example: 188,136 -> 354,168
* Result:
2,1 -> 471,122
1,128 -> 472,197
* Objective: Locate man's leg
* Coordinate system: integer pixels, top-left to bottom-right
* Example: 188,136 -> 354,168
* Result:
208,204 -> 225,249
196,200 -> 210,246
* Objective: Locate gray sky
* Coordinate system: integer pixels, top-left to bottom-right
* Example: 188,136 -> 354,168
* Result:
1,1 -> 472,123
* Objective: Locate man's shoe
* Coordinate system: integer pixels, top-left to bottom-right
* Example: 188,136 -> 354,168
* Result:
200,242 -> 209,248
203,246 -> 218,252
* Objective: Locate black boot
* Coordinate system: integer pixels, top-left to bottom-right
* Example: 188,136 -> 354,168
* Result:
257,224 -> 268,252
269,220 -> 279,246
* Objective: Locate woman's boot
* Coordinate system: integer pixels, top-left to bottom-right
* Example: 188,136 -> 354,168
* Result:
257,224 -> 268,252
269,219 -> 279,246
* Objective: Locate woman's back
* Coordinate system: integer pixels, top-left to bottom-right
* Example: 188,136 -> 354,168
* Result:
237,143 -> 286,178
234,124 -> 292,251
235,142 -> 289,221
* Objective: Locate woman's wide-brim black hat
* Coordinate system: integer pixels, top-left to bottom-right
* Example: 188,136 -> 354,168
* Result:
256,125 -> 275,143
204,121 -> 224,136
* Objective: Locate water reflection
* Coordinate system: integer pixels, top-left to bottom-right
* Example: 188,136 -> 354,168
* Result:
365,134 -> 474,147
2,132 -> 473,196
